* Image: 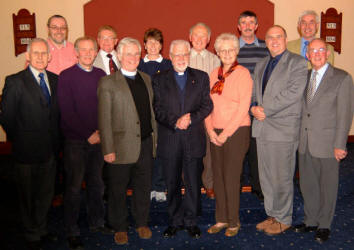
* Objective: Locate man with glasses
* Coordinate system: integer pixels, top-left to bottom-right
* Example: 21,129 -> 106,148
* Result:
94,25 -> 120,75
47,15 -> 77,74
153,40 -> 213,239
287,10 -> 334,68
293,38 -> 353,243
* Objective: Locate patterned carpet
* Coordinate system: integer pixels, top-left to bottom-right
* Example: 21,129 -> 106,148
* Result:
1,143 -> 353,250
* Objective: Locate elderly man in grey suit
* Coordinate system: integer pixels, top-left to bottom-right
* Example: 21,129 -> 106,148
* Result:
251,25 -> 307,235
293,38 -> 354,243
98,37 -> 157,245
94,25 -> 120,75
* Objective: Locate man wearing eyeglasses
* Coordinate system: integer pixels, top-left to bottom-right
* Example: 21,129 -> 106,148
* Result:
293,38 -> 353,243
287,10 -> 334,68
153,40 -> 213,239
94,25 -> 120,75
46,15 -> 77,75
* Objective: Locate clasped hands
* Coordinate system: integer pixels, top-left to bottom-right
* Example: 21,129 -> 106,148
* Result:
251,106 -> 266,121
176,113 -> 191,130
208,130 -> 228,146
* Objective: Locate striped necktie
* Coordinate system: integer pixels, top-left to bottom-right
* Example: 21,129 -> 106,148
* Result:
307,71 -> 318,103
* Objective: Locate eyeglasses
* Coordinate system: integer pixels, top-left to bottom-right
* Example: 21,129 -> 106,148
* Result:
308,48 -> 327,54
49,26 -> 67,31
218,49 -> 237,55
171,53 -> 190,59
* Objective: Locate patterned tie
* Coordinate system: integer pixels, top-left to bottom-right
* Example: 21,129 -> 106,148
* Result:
303,40 -> 309,61
107,53 -> 118,74
38,73 -> 51,105
307,71 -> 318,103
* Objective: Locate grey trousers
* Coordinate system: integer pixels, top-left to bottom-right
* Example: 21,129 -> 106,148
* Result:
299,150 -> 339,229
257,139 -> 298,225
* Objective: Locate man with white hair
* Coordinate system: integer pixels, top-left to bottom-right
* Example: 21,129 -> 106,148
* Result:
98,37 -> 157,245
287,10 -> 334,67
189,23 -> 220,199
153,40 -> 213,239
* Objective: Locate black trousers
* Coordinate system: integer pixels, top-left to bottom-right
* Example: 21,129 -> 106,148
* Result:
106,136 -> 153,232
161,136 -> 203,227
63,139 -> 104,236
15,155 -> 56,241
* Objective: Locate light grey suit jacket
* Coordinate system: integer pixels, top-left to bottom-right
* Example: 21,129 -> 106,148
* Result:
93,50 -> 120,75
252,50 -> 308,142
298,65 -> 354,158
97,70 -> 157,164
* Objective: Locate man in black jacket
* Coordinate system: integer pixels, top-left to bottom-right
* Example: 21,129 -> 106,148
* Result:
0,38 -> 60,250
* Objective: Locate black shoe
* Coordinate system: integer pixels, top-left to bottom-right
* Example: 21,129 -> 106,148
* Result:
41,232 -> 58,242
252,190 -> 264,200
315,228 -> 330,243
67,236 -> 84,250
27,240 -> 42,250
186,225 -> 201,239
163,226 -> 183,238
90,225 -> 115,234
293,223 -> 318,233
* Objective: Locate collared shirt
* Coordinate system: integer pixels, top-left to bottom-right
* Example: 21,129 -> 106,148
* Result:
239,36 -> 260,48
189,48 -> 220,74
143,54 -> 163,63
99,49 -> 120,75
29,66 -> 51,95
47,39 -> 77,75
311,63 -> 329,91
77,63 -> 93,72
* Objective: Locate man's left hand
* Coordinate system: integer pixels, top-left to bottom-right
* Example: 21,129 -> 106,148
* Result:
334,148 -> 347,162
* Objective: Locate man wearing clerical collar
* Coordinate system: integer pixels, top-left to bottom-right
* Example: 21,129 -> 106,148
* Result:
153,40 -> 213,239
98,37 -> 157,245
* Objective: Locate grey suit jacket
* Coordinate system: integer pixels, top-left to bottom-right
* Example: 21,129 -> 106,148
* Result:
97,70 -> 157,164
93,50 -> 120,75
298,65 -> 354,158
252,50 -> 307,142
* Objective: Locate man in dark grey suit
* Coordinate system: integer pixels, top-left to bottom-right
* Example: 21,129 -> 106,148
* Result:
153,40 -> 213,239
293,38 -> 354,243
251,25 -> 307,235
0,38 -> 60,250
98,37 -> 157,245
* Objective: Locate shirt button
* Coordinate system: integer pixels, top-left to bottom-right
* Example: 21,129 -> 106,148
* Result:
307,114 -> 310,117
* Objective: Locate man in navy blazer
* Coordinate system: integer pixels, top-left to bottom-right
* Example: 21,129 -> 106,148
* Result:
0,38 -> 60,250
153,40 -> 213,239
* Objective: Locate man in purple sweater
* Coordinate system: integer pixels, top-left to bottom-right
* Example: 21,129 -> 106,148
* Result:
57,36 -> 112,250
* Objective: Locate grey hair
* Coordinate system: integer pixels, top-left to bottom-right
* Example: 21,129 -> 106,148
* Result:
169,40 -> 191,55
298,10 -> 319,24
308,38 -> 329,50
26,38 -> 50,53
116,37 -> 141,55
74,36 -> 98,51
189,22 -> 211,40
214,33 -> 239,52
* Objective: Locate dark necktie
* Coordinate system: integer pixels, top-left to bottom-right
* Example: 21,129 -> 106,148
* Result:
262,58 -> 277,95
38,73 -> 51,105
107,53 -> 118,74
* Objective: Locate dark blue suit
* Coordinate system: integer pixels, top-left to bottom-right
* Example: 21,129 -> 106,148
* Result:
153,67 -> 212,226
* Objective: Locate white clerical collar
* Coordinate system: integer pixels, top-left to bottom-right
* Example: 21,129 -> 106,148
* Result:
121,68 -> 137,76
143,54 -> 163,63
191,48 -> 207,57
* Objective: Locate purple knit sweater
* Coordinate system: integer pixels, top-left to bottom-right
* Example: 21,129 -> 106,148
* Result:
57,64 -> 106,140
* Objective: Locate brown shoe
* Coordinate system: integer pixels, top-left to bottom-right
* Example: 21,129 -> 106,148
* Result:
225,224 -> 241,237
264,220 -> 291,235
114,232 -> 128,245
256,217 -> 274,232
206,189 -> 215,199
136,226 -> 152,239
207,223 -> 228,234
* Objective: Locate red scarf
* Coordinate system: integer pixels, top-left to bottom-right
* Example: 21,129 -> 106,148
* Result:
211,61 -> 238,95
